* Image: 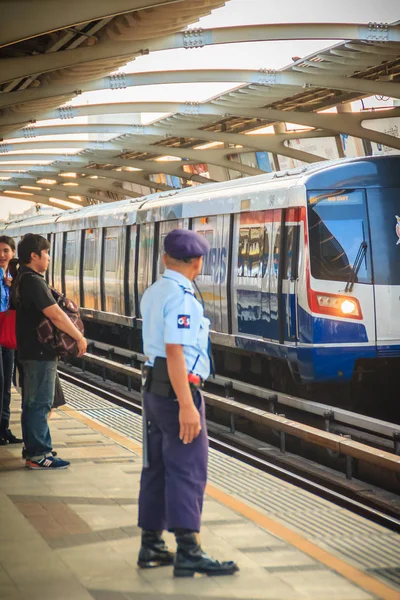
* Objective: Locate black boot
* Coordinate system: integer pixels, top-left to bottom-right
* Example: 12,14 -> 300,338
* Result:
174,530 -> 239,578
137,530 -> 174,568
4,429 -> 23,444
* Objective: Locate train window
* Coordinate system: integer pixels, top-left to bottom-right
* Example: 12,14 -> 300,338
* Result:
272,226 -> 280,277
65,235 -> 75,271
262,229 -> 270,277
128,225 -> 137,316
64,231 -> 80,305
308,189 -> 371,283
137,223 -> 154,305
237,226 -> 264,277
103,227 -> 126,314
197,230 -> 214,276
158,220 -> 180,275
53,233 -> 63,292
84,232 -> 96,272
104,235 -> 118,272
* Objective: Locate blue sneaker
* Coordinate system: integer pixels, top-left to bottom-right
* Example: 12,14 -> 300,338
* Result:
26,455 -> 70,469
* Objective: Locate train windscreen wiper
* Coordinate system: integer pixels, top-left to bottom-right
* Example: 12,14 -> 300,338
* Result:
345,241 -> 367,293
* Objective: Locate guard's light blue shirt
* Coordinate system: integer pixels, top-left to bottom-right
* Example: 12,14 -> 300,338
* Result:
140,268 -> 211,380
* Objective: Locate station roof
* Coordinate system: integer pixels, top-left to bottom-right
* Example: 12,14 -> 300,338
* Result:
0,2 -> 400,210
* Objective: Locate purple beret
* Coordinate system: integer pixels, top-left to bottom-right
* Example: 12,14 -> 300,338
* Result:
164,228 -> 210,259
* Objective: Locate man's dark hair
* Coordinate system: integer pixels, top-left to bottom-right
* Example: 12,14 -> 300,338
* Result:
18,233 -> 50,265
0,235 -> 16,252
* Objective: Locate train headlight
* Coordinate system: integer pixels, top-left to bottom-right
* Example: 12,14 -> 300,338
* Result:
340,299 -> 357,315
310,290 -> 362,320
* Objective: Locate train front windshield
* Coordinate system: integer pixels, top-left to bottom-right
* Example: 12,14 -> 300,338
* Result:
307,189 -> 371,284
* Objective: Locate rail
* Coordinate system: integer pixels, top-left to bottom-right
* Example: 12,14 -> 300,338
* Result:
75,351 -> 400,477
85,340 -> 400,440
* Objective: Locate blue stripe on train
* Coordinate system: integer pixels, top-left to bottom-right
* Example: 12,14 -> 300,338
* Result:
297,305 -> 368,344
237,291 -> 368,344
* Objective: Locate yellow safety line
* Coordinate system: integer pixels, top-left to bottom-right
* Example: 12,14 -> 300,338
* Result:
62,405 -> 398,599
59,405 -> 143,455
206,484 -> 399,600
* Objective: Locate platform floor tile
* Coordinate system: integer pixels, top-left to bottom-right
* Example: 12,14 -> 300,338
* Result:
0,393 -> 389,600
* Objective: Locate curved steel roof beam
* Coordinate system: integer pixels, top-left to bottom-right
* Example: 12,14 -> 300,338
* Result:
0,139 -> 264,176
1,23 -> 399,84
5,168 -> 172,192
0,165 -> 173,191
0,188 -> 87,209
0,0 -> 181,48
0,153 -> 217,184
2,180 -> 118,204
3,124 -> 153,140
5,175 -> 143,200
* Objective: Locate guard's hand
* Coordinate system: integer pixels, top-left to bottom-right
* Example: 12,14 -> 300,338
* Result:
76,336 -> 87,358
179,403 -> 201,444
4,276 -> 12,287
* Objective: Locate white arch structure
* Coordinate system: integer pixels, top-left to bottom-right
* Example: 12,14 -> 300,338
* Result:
1,3 -> 400,209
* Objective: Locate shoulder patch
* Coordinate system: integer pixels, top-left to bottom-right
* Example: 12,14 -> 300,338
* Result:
177,314 -> 191,329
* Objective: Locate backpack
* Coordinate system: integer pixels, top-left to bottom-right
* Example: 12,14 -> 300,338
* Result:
15,272 -> 84,357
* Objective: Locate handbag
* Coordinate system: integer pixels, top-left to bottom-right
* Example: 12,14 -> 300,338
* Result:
37,287 -> 84,357
0,309 -> 16,349
15,272 -> 84,358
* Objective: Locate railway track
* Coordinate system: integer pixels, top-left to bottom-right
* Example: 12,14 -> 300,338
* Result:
76,339 -> 400,453
58,353 -> 400,533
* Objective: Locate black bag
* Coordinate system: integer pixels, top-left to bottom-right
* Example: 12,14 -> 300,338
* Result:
53,373 -> 66,408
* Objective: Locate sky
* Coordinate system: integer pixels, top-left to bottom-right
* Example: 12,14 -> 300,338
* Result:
1,0 -> 399,219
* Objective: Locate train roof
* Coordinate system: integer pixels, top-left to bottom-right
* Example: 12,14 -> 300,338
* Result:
2,155 -> 399,232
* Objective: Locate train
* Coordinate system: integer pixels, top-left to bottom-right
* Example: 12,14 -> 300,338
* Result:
2,155 -> 400,393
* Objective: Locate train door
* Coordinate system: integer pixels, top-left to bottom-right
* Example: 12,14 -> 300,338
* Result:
127,225 -> 138,318
64,230 -> 81,305
280,208 -> 300,344
156,219 -> 184,276
232,211 -> 266,336
137,223 -> 155,312
193,215 -> 229,333
367,187 -> 400,349
102,227 -> 126,314
53,232 -> 63,292
82,228 -> 101,310
261,209 -> 281,341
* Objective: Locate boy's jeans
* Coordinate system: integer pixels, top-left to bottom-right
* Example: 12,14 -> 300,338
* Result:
20,360 -> 57,459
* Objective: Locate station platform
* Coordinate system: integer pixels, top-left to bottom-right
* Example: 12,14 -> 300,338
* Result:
0,382 -> 399,600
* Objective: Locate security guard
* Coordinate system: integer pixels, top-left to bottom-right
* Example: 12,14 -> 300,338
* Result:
137,228 -> 239,578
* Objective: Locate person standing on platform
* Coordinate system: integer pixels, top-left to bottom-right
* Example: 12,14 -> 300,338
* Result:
137,228 -> 239,578
12,234 -> 87,470
0,236 -> 23,446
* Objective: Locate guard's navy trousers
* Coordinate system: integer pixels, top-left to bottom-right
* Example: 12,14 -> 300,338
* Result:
138,390 -> 208,532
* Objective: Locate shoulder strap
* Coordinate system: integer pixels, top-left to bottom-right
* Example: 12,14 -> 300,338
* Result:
162,275 -> 194,296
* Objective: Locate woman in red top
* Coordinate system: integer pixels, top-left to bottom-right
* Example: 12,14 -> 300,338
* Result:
0,235 -> 22,445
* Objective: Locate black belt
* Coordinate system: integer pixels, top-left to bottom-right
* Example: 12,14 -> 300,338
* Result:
143,357 -> 203,398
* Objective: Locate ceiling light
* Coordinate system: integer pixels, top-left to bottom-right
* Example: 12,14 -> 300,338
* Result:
0,176 -> 11,181
88,175 -> 98,179
21,185 -> 42,190
68,195 -> 83,202
49,197 -> 79,209
59,172 -> 78,178
4,190 -> 33,196
36,178 -> 57,185
62,182 -> 79,186
121,166 -> 142,172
